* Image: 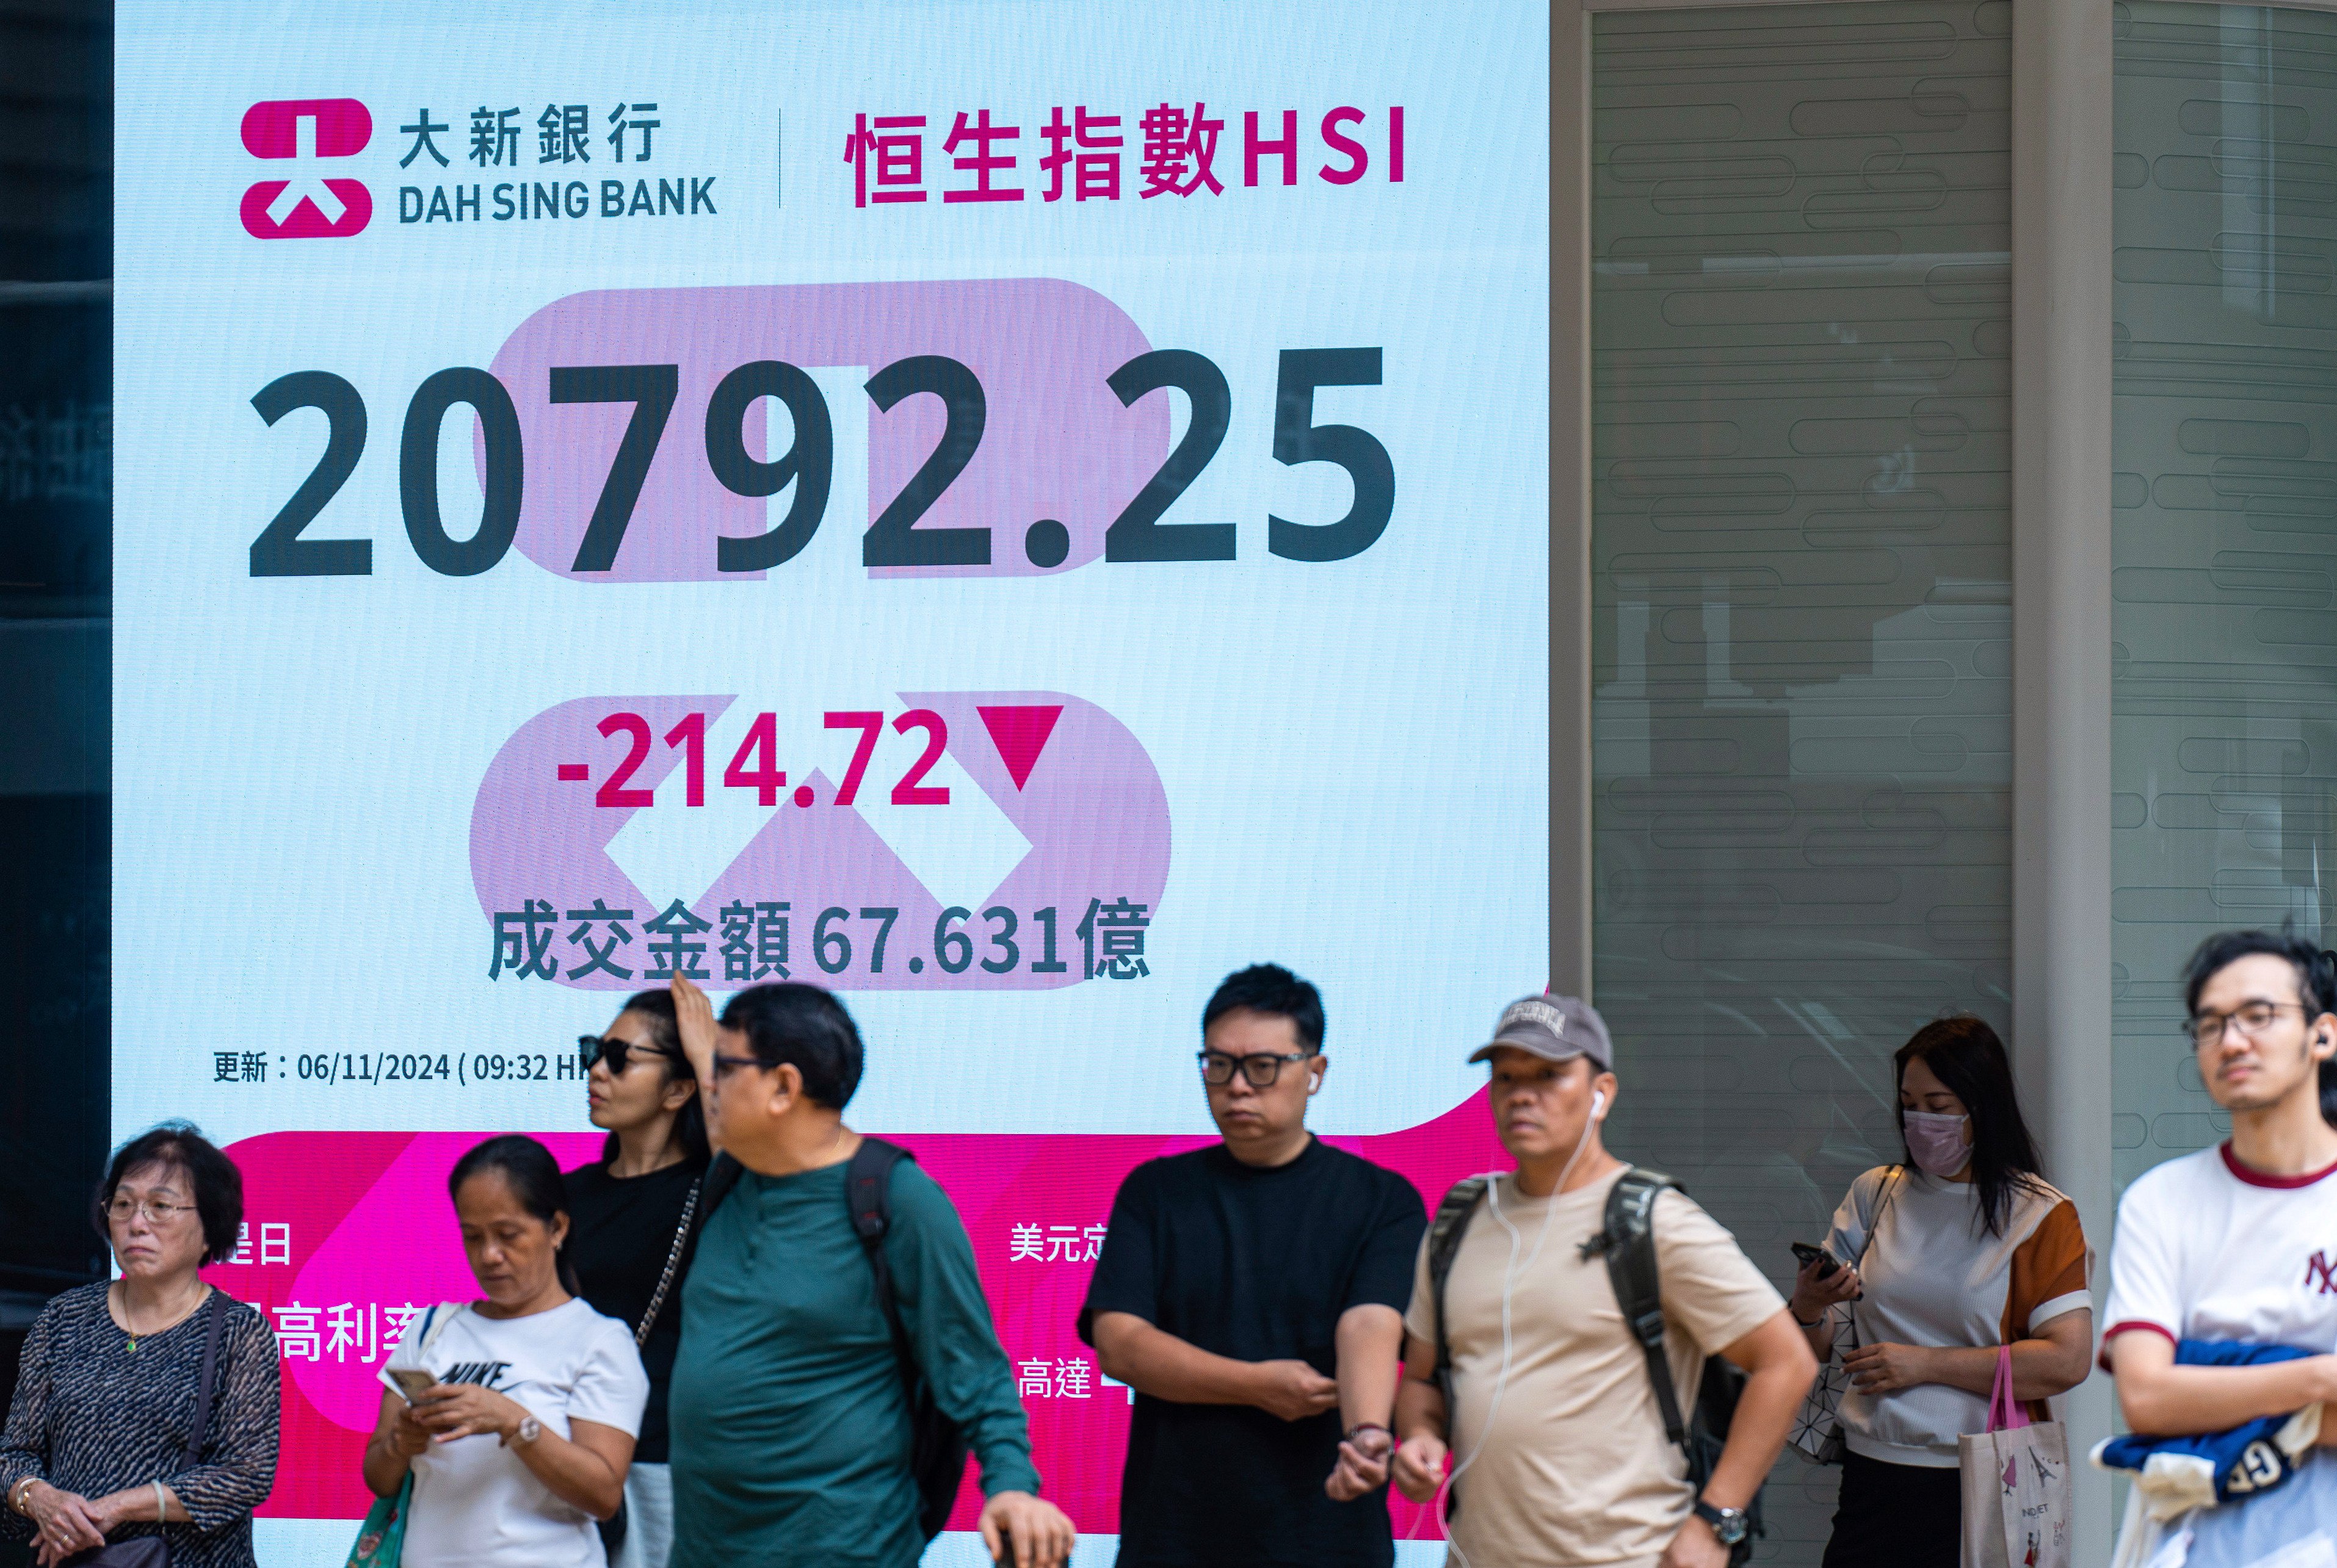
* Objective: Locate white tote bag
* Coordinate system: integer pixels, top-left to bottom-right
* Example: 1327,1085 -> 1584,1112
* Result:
1960,1345 -> 2073,1568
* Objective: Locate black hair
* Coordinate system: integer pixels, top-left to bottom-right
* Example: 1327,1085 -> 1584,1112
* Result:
719,983 -> 864,1111
447,1134 -> 581,1295
599,989 -> 710,1169
1893,1016 -> 2046,1238
1201,963 -> 1325,1054
94,1121 -> 245,1266
2180,925 -> 2337,1129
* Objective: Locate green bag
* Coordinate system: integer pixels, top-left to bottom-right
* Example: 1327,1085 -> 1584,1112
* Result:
342,1473 -> 411,1568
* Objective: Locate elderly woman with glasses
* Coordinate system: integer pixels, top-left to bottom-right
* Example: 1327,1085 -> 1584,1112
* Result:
2,1122 -> 280,1568
562,987 -> 711,1568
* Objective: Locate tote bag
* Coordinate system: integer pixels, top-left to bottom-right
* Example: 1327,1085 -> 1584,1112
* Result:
342,1305 -> 462,1568
1960,1345 -> 2073,1568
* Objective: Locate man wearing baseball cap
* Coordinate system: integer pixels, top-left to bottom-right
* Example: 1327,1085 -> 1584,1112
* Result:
1390,994 -> 1815,1568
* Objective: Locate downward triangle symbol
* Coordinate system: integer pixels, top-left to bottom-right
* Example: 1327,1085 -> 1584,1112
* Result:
977,704 -> 1063,791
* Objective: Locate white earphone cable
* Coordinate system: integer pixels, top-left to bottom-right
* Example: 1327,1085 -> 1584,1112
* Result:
1430,1090 -> 1605,1567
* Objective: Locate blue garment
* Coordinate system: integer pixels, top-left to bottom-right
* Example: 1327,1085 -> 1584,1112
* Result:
2096,1340 -> 2314,1505
2183,1451 -> 2337,1568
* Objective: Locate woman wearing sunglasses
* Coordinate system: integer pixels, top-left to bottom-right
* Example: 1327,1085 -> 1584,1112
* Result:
563,989 -> 711,1568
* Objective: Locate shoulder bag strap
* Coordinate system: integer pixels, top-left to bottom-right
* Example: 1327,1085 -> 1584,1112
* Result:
846,1138 -> 919,1392
700,1151 -> 744,1217
178,1292 -> 229,1470
1427,1176 -> 1490,1393
1836,1167 -> 1904,1351
634,1177 -> 703,1347
1602,1167 -> 1689,1451
1850,1166 -> 1903,1270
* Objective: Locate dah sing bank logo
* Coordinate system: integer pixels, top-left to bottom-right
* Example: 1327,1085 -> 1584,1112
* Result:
240,98 -> 374,239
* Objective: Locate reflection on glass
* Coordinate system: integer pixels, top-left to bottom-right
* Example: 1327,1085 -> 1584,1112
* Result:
1592,5 -> 2012,1556
2112,3 -> 2337,1188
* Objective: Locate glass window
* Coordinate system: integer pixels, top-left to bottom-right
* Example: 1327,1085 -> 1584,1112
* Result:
1592,3 -> 2012,1548
2112,3 -> 2337,1186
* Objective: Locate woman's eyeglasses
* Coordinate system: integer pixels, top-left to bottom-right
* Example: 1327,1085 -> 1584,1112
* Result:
579,1034 -> 677,1075
106,1196 -> 194,1225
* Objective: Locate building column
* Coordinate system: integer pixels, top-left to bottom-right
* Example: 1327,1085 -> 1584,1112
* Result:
2012,0 -> 2115,1554
1553,0 -> 1592,998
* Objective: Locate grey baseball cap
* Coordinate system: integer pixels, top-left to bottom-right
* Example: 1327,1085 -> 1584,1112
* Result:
1468,993 -> 1614,1074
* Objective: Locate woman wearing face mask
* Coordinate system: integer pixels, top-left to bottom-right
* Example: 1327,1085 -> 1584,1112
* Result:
563,990 -> 709,1568
1789,1016 -> 2095,1568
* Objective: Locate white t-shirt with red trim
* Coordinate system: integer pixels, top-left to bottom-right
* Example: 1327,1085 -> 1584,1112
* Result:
2101,1142 -> 2337,1367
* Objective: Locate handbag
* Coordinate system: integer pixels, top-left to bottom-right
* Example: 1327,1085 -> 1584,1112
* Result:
1959,1345 -> 2073,1568
596,1176 -> 701,1561
1788,1167 -> 1903,1464
60,1292 -> 227,1568
341,1304 -> 462,1568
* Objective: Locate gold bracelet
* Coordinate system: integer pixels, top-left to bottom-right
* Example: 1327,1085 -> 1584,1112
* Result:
7,1476 -> 37,1516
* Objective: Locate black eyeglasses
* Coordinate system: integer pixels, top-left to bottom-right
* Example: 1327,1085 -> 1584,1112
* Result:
2185,1002 -> 2308,1049
709,1052 -> 763,1080
579,1033 -> 677,1075
1197,1049 -> 1310,1087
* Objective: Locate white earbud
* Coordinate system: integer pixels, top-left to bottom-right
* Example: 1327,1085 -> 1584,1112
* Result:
1590,1089 -> 1607,1119
1306,1076 -> 1322,1096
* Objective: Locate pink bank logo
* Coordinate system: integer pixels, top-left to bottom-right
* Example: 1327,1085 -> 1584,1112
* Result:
240,98 -> 374,238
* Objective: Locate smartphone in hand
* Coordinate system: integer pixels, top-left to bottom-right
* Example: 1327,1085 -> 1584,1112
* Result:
1790,1241 -> 1840,1279
379,1366 -> 439,1403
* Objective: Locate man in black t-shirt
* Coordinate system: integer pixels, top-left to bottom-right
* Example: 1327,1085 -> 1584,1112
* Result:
1079,964 -> 1427,1568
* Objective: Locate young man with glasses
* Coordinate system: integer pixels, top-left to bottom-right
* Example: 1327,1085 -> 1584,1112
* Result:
2102,929 -> 2337,1561
1079,964 -> 1429,1567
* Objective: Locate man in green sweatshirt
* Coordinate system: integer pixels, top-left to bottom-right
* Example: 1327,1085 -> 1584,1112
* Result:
665,976 -> 1073,1568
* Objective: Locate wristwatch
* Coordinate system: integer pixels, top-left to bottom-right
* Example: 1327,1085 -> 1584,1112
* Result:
511,1415 -> 542,1447
1692,1498 -> 1750,1545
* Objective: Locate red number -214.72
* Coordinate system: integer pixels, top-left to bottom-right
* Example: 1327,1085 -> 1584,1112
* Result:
583,709 -> 951,810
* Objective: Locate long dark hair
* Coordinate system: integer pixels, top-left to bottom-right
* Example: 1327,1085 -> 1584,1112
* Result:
1894,1016 -> 2046,1238
447,1135 -> 581,1295
2180,926 -> 2337,1130
599,989 -> 710,1169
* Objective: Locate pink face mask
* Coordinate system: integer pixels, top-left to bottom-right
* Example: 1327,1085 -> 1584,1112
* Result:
1903,1110 -> 1971,1177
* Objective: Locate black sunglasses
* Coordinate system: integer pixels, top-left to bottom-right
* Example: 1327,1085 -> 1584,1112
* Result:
579,1033 -> 678,1075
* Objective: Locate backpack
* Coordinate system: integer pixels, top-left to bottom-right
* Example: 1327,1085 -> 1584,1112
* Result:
700,1137 -> 971,1541
1426,1166 -> 1761,1563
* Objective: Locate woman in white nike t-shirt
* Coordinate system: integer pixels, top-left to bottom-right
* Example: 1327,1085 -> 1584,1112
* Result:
1788,1016 -> 2095,1568
362,1135 -> 649,1568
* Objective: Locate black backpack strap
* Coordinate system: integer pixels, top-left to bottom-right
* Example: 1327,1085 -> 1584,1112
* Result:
700,1150 -> 744,1217
1599,1167 -> 1690,1453
846,1137 -> 918,1382
1426,1177 -> 1491,1414
180,1291 -> 228,1469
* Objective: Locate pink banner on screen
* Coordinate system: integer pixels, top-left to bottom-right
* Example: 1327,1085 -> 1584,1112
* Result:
205,1094 -> 1506,1537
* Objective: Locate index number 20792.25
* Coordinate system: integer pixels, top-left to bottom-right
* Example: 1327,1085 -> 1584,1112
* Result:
245,347 -> 1394,578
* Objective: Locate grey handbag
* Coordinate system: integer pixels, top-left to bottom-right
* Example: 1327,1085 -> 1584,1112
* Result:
1786,1168 -> 1904,1465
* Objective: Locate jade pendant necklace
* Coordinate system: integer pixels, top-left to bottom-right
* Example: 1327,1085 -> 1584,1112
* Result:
117,1282 -> 206,1354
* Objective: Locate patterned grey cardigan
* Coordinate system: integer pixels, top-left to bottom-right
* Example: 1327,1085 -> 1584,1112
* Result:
1,1284 -> 280,1568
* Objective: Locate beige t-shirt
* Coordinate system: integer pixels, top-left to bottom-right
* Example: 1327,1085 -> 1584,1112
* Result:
1404,1166 -> 1784,1568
